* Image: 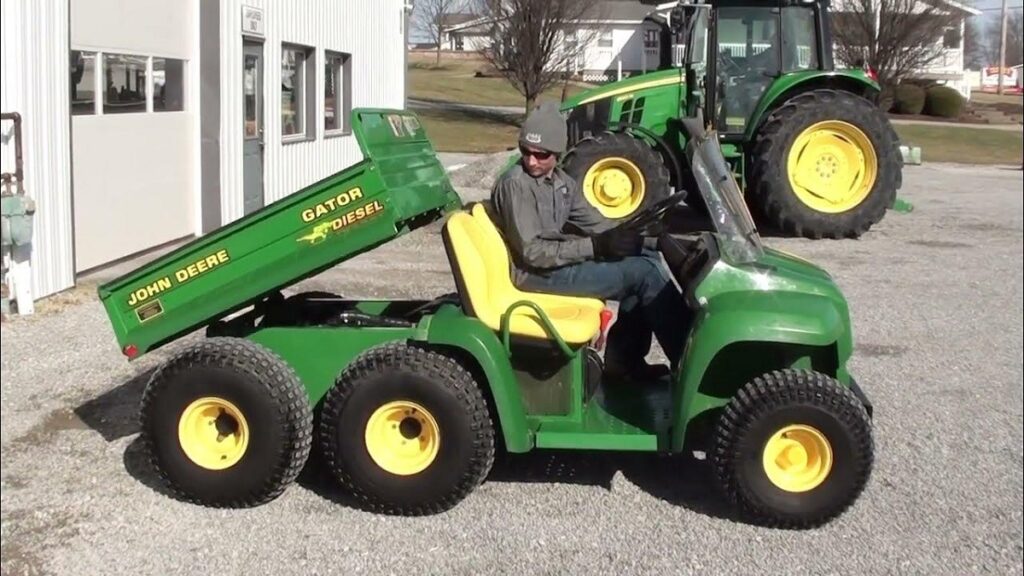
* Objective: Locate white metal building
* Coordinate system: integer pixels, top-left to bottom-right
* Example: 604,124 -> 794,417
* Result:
1,0 -> 409,306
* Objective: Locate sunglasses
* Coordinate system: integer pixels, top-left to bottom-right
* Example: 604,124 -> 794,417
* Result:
520,147 -> 555,160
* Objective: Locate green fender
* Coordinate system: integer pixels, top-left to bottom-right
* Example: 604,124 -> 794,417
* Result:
744,69 -> 881,141
423,306 -> 533,453
672,290 -> 850,451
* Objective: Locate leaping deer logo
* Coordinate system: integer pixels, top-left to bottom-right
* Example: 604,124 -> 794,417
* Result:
297,222 -> 333,245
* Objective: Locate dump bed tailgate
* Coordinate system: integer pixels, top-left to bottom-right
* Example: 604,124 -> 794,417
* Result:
98,109 -> 462,357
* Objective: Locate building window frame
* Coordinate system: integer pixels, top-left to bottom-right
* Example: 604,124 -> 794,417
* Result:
281,42 -> 316,143
324,50 -> 352,138
70,49 -> 188,116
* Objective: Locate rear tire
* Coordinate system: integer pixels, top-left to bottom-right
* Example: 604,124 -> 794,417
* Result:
318,343 -> 495,515
748,89 -> 900,239
563,132 -> 672,221
139,337 -> 313,507
712,369 -> 873,528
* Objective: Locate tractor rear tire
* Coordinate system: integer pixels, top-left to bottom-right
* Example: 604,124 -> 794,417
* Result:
139,337 -> 313,507
748,89 -> 900,239
318,343 -> 495,515
563,132 -> 672,222
712,369 -> 874,529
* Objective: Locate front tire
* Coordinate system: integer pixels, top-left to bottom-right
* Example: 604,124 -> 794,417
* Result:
748,89 -> 900,239
712,369 -> 874,528
139,337 -> 313,507
318,343 -> 495,515
563,132 -> 672,221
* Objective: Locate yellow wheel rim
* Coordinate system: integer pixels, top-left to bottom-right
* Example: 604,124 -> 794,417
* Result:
762,424 -> 833,493
582,157 -> 646,219
787,120 -> 878,214
364,401 -> 440,476
177,397 -> 249,471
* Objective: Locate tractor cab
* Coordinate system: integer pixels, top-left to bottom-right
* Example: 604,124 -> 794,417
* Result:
667,0 -> 830,136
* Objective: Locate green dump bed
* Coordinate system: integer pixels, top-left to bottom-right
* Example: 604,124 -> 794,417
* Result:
98,108 -> 462,358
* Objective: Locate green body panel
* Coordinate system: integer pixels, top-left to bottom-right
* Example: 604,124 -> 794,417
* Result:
248,324 -> 423,405
742,69 -> 880,141
424,304 -> 534,453
97,109 -> 461,358
560,68 -> 683,111
670,245 -> 853,451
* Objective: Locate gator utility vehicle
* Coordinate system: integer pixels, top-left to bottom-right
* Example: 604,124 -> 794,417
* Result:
99,108 -> 874,528
559,0 -> 903,239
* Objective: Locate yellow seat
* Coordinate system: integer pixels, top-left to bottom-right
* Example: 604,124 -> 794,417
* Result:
443,203 -> 605,345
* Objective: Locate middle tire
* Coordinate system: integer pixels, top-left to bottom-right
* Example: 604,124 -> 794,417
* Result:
562,131 -> 672,221
318,342 -> 495,515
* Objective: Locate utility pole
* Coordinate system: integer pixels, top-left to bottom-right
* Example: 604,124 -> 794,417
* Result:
998,0 -> 1008,95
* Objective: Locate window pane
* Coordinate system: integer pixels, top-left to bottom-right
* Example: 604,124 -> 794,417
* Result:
104,54 -> 147,114
244,54 -> 260,138
153,58 -> 186,112
71,51 -> 96,116
325,52 -> 349,133
782,7 -> 819,71
282,48 -> 304,136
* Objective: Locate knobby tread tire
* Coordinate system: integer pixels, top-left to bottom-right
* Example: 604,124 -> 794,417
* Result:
563,131 -> 672,220
712,369 -> 874,529
318,342 -> 495,515
139,337 -> 313,508
748,89 -> 901,239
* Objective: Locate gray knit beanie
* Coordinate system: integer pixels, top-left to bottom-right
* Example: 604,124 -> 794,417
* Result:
518,101 -> 567,154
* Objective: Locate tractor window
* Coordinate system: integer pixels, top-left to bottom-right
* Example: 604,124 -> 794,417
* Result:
781,6 -> 819,71
715,7 -> 780,134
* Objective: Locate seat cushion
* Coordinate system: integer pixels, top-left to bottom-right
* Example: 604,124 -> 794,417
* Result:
444,206 -> 605,345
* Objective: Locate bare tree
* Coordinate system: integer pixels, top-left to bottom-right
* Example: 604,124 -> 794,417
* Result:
963,17 -> 986,69
414,0 -> 466,66
986,9 -> 1024,68
831,0 -> 965,87
476,0 -> 608,111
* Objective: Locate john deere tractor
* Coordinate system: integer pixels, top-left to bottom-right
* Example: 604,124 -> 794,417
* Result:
560,0 -> 903,239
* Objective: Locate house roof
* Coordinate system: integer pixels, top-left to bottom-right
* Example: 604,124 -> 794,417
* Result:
443,15 -> 491,34
441,13 -> 480,27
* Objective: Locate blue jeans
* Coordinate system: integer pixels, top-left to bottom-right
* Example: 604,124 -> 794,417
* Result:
518,249 -> 689,371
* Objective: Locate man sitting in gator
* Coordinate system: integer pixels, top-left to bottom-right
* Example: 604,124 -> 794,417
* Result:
488,102 -> 689,382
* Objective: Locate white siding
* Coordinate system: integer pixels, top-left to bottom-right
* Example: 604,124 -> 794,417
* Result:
0,0 -> 76,299
219,0 -> 407,224
72,0 -> 191,59
577,22 -> 661,78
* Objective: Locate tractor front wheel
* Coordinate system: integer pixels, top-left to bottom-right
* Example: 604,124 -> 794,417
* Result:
563,132 -> 672,221
139,337 -> 313,507
748,89 -> 901,239
318,343 -> 495,515
712,369 -> 874,528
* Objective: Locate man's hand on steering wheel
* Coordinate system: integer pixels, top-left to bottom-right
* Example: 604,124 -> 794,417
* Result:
592,227 -> 643,261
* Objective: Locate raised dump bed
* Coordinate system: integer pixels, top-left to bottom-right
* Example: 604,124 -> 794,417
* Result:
98,108 -> 462,358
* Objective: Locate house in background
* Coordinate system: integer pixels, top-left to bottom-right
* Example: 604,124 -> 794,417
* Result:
830,0 -> 981,98
441,13 -> 493,52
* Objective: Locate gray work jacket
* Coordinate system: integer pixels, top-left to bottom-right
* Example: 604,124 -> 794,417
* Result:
490,163 -> 615,283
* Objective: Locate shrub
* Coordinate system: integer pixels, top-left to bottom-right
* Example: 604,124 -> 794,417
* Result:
924,86 -> 965,118
893,83 -> 926,115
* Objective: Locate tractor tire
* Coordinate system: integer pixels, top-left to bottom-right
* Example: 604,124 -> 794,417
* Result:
712,369 -> 873,529
318,342 -> 495,515
139,337 -> 313,507
748,89 -> 901,239
562,132 -> 672,222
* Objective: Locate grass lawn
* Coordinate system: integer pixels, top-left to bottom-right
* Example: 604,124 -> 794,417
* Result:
408,53 -> 593,108
417,107 -> 522,153
895,124 -> 1024,165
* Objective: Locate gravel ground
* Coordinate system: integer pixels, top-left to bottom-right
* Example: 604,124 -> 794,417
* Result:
2,162 -> 1022,576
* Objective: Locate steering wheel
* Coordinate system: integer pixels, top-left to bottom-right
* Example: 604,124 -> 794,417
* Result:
615,189 -> 690,234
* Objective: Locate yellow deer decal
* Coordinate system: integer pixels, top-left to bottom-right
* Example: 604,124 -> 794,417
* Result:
297,222 -> 333,245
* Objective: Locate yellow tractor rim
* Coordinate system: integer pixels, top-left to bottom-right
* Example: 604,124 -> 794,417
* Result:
177,397 -> 250,470
762,424 -> 833,493
582,157 -> 646,219
787,120 -> 878,214
364,400 -> 440,476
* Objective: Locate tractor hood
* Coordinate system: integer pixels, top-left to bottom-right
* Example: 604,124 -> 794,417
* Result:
560,69 -> 684,110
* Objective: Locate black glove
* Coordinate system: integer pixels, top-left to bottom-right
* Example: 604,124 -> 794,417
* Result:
591,227 -> 643,261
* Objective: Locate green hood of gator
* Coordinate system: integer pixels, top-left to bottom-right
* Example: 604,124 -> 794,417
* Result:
560,69 -> 684,110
